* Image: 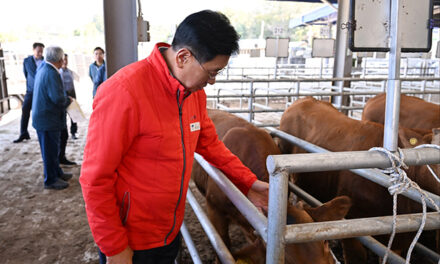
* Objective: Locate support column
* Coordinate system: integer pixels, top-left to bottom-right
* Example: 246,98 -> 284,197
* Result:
332,0 -> 352,114
103,0 -> 138,77
383,0 -> 402,151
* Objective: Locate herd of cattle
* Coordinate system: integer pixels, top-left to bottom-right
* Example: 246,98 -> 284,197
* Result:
191,93 -> 440,264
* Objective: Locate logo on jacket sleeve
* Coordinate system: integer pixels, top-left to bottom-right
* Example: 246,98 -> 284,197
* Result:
190,122 -> 200,132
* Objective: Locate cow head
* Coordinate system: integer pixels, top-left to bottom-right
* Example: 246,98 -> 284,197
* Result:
234,196 -> 351,264
397,127 -> 440,196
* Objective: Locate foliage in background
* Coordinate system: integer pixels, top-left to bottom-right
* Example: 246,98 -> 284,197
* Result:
223,2 -> 321,41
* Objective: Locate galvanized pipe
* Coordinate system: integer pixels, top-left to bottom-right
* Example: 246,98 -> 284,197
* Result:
206,90 -> 440,99
180,222 -> 203,264
249,82 -> 254,123
351,168 -> 440,210
284,212 -> 440,243
414,243 -> 440,263
288,182 -> 406,264
186,188 -> 235,264
194,153 -> 268,241
213,76 -> 440,83
266,148 -> 440,175
267,170 -> 289,264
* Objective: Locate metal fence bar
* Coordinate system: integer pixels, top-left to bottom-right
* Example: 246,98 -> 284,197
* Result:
284,212 -> 440,243
180,222 -> 203,264
267,170 -> 289,264
206,90 -> 440,99
414,243 -> 440,263
267,148 -> 440,175
248,82 -> 254,123
214,77 -> 440,83
186,188 -> 235,264
288,182 -> 413,264
194,153 -> 268,242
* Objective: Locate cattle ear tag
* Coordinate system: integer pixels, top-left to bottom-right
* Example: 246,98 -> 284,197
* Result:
190,122 -> 200,132
409,137 -> 418,145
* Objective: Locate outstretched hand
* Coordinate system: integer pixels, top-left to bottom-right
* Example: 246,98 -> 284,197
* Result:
247,180 -> 269,214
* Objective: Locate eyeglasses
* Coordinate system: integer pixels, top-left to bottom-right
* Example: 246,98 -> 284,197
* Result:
198,62 -> 225,80
190,51 -> 225,80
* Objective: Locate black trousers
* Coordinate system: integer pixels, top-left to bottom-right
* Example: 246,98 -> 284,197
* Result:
99,233 -> 181,264
59,128 -> 68,160
70,118 -> 77,135
19,92 -> 32,136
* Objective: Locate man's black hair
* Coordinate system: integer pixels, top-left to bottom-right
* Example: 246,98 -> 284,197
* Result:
33,42 -> 45,49
94,47 -> 105,53
171,10 -> 239,63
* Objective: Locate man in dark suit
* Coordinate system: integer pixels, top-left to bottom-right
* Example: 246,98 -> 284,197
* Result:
32,46 -> 72,190
13,42 -> 45,143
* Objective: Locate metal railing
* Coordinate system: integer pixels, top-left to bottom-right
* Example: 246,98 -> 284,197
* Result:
266,147 -> 440,263
205,76 -> 439,124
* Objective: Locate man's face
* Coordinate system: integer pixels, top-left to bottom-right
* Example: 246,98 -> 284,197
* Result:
33,46 -> 44,60
181,54 -> 229,93
94,50 -> 104,63
62,56 -> 68,68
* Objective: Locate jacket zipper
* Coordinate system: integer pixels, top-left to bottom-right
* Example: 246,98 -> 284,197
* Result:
164,89 -> 191,245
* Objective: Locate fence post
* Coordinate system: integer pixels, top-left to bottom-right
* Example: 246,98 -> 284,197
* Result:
248,82 -> 254,123
266,170 -> 289,264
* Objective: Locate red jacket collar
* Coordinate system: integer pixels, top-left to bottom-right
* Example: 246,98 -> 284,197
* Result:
148,43 -> 186,96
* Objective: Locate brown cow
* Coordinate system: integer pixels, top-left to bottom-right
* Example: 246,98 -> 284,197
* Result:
278,97 -> 438,263
192,109 -> 352,264
362,93 -> 440,197
362,93 -> 440,130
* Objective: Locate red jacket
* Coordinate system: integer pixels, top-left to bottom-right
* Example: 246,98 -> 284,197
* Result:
80,43 -> 257,256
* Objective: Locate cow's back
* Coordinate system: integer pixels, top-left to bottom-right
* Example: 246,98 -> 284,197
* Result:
279,97 -> 384,154
362,93 -> 440,130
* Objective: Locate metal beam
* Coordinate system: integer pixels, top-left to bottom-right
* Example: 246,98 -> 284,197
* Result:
267,148 -> 440,174
186,188 -> 235,264
194,154 -> 268,242
285,212 -> 440,243
180,222 -> 203,264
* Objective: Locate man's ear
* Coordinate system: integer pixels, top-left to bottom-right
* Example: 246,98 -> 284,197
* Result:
175,48 -> 192,68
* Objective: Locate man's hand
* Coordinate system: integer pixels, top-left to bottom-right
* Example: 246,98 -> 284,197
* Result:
247,180 -> 269,214
107,246 -> 133,264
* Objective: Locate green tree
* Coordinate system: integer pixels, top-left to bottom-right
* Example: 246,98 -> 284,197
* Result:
224,2 -> 321,41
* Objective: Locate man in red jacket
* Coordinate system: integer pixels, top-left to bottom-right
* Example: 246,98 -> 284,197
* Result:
80,10 -> 269,264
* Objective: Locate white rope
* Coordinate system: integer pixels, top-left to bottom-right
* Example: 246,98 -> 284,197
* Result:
414,144 -> 440,184
369,147 -> 440,264
330,248 -> 341,264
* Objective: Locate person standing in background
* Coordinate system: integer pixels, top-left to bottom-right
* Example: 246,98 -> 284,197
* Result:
13,42 -> 45,143
89,47 -> 106,98
32,46 -> 72,190
59,53 -> 77,166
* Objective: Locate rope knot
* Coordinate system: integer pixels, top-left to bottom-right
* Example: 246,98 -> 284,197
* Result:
369,147 -> 409,195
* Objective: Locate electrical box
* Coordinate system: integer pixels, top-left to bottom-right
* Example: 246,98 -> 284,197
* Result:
137,17 -> 150,42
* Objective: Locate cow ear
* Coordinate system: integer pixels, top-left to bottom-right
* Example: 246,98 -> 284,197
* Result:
431,128 -> 440,145
397,127 -> 427,148
304,196 -> 351,222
